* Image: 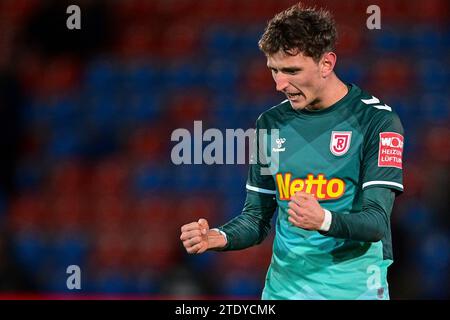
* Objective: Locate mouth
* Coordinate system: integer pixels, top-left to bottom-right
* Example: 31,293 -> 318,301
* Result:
286,92 -> 303,100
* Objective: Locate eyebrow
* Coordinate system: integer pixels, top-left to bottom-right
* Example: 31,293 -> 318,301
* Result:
267,65 -> 303,73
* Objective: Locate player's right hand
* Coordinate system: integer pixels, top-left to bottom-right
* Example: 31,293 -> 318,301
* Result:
180,218 -> 210,254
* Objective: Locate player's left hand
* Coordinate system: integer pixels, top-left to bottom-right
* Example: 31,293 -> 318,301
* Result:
287,191 -> 325,231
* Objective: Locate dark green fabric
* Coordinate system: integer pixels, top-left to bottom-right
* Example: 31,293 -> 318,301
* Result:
320,187 -> 395,258
218,190 -> 277,251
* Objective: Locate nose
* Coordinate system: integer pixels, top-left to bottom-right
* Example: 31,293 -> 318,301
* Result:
274,73 -> 289,92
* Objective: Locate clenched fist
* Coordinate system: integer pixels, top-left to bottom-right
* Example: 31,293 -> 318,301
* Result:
287,191 -> 325,230
180,218 -> 227,254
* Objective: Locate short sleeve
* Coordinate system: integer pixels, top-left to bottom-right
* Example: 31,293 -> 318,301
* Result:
246,117 -> 277,196
361,112 -> 404,193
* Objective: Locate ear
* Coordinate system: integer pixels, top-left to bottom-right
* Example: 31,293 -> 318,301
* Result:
320,52 -> 337,78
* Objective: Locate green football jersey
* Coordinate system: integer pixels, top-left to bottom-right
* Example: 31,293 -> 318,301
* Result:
247,84 -> 404,300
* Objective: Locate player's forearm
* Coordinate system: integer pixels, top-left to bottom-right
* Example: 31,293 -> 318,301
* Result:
321,187 -> 395,242
217,191 -> 277,251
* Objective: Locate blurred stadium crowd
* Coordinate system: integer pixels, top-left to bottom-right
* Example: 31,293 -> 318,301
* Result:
0,0 -> 449,299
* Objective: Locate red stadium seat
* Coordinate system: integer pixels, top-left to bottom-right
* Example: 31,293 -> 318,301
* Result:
240,59 -> 274,95
127,125 -> 169,163
88,230 -> 129,270
413,0 -> 450,24
91,195 -> 128,233
47,161 -> 87,195
197,0 -> 236,23
115,23 -> 161,59
38,57 -> 81,97
111,0 -> 159,24
335,25 -> 364,58
367,59 -> 414,95
160,21 -> 201,59
49,194 -> 86,234
166,90 -> 210,126
88,157 -> 129,196
8,194 -> 47,233
0,0 -> 40,25
424,126 -> 450,164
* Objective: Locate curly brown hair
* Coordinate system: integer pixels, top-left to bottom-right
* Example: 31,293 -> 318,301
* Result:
258,3 -> 338,62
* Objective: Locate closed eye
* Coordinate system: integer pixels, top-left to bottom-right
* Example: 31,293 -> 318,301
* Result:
281,68 -> 301,75
284,70 -> 299,75
269,67 -> 302,75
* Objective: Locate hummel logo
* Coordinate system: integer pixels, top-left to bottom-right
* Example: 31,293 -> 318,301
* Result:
273,138 -> 286,152
361,96 -> 380,104
361,96 -> 392,111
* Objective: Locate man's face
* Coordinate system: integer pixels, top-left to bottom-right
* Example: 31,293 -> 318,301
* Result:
267,51 -> 324,110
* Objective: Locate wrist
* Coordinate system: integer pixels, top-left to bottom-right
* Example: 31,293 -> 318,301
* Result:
319,209 -> 332,232
208,228 -> 228,250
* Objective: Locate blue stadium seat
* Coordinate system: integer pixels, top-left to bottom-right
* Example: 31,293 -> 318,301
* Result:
216,167 -> 247,196
387,96 -> 423,143
83,93 -> 121,131
205,59 -> 239,93
48,96 -> 83,133
132,164 -> 168,195
172,165 -> 215,192
165,63 -> 204,89
415,232 -> 450,299
371,28 -> 406,53
410,27 -> 444,56
94,272 -> 130,293
84,60 -> 121,93
211,96 -> 240,128
133,272 -> 160,294
420,94 -> 449,122
125,92 -> 161,124
417,60 -> 448,91
211,96 -> 260,129
204,27 -> 238,57
444,29 -> 450,50
336,61 -> 366,84
235,27 -> 262,57
52,235 -> 89,270
13,233 -> 48,275
47,128 -> 83,160
186,251 -> 217,272
221,196 -> 246,221
221,273 -> 262,298
400,202 -> 434,234
121,64 -> 158,92
15,161 -> 41,192
21,100 -> 51,127
417,232 -> 450,273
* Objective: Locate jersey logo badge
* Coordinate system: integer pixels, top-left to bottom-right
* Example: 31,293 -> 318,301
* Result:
330,131 -> 352,156
272,138 -> 286,152
378,132 -> 403,168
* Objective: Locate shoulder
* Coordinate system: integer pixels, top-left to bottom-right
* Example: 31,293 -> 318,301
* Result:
255,99 -> 292,127
350,85 -> 403,131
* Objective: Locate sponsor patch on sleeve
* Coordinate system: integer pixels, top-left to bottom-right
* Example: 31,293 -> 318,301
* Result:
378,132 -> 404,169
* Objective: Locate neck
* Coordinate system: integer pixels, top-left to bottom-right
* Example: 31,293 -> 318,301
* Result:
306,75 -> 348,111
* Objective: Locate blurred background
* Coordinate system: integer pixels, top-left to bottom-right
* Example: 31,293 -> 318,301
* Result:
0,0 -> 449,299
